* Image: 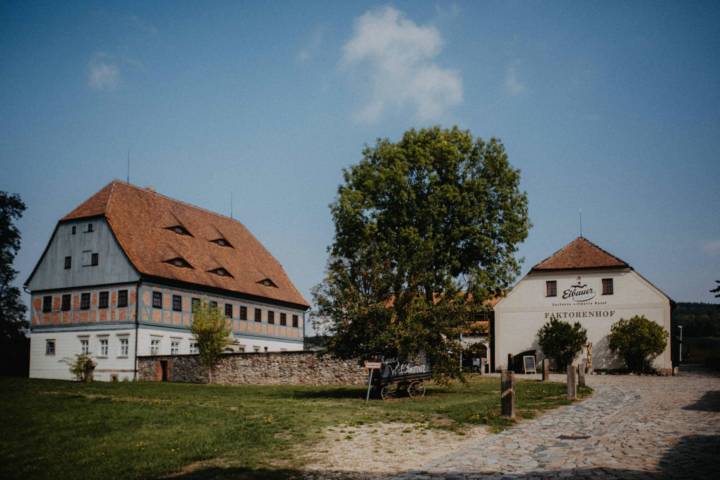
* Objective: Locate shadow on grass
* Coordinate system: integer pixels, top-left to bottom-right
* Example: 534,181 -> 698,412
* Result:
168,435 -> 720,480
285,388 -> 367,400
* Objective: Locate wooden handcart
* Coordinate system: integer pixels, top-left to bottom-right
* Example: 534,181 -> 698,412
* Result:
370,360 -> 431,400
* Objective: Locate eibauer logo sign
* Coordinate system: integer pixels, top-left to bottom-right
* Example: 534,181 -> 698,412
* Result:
545,276 -> 614,319
562,276 -> 596,303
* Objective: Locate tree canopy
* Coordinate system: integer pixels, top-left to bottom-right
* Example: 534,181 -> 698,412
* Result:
313,127 -> 530,378
0,191 -> 27,342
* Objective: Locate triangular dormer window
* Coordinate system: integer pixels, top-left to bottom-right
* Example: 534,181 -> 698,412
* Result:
165,257 -> 193,269
258,278 -> 278,288
211,238 -> 232,248
209,267 -> 232,278
166,225 -> 192,237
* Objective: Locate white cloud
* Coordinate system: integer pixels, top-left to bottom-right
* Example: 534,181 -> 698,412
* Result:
88,54 -> 120,91
504,64 -> 526,96
341,6 -> 462,123
703,240 -> 720,256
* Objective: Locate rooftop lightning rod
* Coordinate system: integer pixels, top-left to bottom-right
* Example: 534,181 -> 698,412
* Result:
230,192 -> 233,219
579,208 -> 583,237
126,148 -> 131,184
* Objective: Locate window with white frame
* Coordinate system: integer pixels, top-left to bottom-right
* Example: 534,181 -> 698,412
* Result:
170,339 -> 180,355
80,337 -> 89,355
150,337 -> 161,355
189,342 -> 199,354
46,339 -> 56,355
99,338 -> 109,357
119,337 -> 129,357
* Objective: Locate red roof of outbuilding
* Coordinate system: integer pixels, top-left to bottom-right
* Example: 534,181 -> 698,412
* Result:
531,236 -> 630,272
62,181 -> 310,308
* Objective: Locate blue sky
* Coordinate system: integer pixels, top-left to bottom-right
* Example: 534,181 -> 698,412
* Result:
2,1 -> 719,320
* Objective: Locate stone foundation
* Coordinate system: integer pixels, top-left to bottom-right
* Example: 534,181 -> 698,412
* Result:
137,351 -> 367,385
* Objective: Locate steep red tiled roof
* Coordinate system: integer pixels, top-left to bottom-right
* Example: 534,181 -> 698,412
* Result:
62,181 -> 309,308
531,236 -> 629,271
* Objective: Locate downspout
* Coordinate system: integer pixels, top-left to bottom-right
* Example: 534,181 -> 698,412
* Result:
133,282 -> 140,380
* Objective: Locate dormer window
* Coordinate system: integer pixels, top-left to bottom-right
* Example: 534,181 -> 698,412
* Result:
166,225 -> 192,236
209,267 -> 232,277
258,278 -> 278,288
165,257 -> 193,269
211,238 -> 232,248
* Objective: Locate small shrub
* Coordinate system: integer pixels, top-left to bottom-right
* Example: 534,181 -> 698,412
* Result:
608,315 -> 668,373
537,318 -> 587,371
191,300 -> 231,382
68,354 -> 96,382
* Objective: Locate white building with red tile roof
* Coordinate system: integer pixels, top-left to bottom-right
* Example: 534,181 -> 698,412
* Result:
25,181 -> 309,380
493,237 -> 673,373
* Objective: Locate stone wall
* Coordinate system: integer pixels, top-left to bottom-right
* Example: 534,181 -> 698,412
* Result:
137,351 -> 367,385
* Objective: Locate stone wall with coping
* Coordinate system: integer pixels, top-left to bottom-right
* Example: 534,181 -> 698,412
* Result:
137,351 -> 367,385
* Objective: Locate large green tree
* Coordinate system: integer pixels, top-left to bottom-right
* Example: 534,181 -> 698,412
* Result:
313,127 -> 530,379
0,191 -> 27,342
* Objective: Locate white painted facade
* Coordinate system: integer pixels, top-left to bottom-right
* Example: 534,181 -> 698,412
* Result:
30,327 -> 137,381
31,324 -> 304,381
494,268 -> 672,371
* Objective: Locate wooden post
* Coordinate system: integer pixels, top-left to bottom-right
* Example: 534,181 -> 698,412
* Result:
578,360 -> 586,388
501,370 -> 515,418
507,353 -> 513,372
567,364 -> 577,400
542,358 -> 550,382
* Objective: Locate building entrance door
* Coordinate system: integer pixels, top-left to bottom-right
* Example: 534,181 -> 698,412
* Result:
160,360 -> 169,382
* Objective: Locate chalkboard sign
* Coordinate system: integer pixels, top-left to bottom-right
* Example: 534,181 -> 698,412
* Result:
523,355 -> 537,374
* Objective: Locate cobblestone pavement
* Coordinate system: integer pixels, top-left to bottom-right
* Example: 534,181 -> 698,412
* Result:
400,370 -> 720,479
304,369 -> 720,480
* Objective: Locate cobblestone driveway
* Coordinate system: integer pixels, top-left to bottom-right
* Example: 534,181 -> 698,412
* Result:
304,369 -> 720,480
398,369 -> 720,479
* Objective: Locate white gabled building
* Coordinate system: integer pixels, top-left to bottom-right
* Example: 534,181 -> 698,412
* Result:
493,237 -> 673,373
25,181 -> 310,381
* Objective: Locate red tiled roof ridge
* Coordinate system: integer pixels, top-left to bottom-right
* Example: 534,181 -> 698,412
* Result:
531,236 -> 630,271
65,180 -> 240,225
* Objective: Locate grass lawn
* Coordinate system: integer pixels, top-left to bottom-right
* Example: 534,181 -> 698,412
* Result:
0,375 -> 591,480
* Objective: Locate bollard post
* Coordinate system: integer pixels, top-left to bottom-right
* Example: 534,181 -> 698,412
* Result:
578,360 -> 586,388
501,370 -> 515,418
542,358 -> 550,382
567,364 -> 577,400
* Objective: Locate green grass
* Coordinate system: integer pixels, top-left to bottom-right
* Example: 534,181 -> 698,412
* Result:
0,375 -> 591,480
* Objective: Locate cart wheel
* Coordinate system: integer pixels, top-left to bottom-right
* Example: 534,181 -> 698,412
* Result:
408,381 -> 426,398
380,385 -> 394,400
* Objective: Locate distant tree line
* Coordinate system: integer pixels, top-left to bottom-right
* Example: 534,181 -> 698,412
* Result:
672,303 -> 720,337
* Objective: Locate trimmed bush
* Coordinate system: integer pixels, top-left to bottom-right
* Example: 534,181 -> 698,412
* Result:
537,318 -> 587,371
608,315 -> 668,373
